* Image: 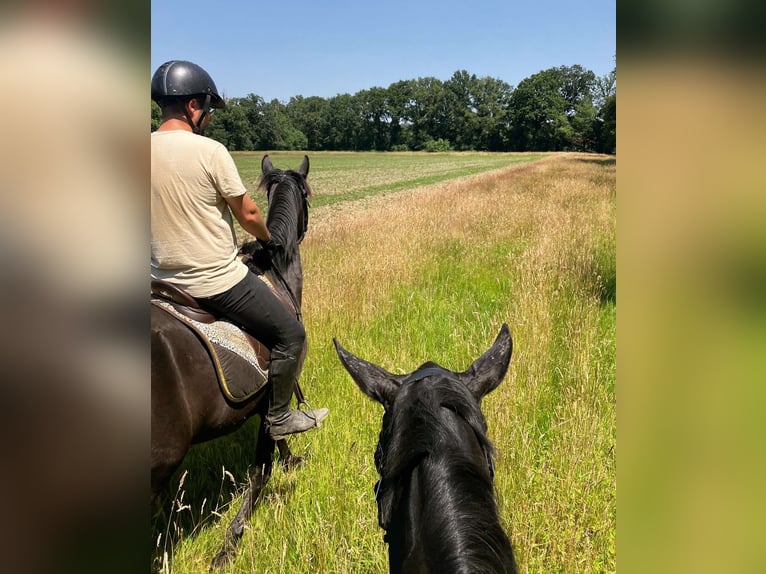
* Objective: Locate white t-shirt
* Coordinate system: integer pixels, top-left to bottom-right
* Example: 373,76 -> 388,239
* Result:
151,130 -> 249,297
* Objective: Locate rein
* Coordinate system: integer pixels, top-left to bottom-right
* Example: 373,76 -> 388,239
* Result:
271,265 -> 302,323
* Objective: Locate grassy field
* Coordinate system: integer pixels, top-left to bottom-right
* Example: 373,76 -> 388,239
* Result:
152,151 -> 616,573
231,150 -> 548,209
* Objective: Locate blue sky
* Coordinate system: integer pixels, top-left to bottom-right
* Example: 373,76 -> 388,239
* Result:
152,0 -> 615,102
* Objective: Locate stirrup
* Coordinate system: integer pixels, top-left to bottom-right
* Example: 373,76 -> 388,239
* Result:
297,397 -> 314,412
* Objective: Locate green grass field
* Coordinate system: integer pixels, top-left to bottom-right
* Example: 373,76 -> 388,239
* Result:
231,151 -> 548,208
152,151 -> 616,573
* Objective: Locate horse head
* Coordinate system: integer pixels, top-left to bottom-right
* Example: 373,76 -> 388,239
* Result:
239,155 -> 312,309
334,324 -> 517,573
261,154 -> 311,253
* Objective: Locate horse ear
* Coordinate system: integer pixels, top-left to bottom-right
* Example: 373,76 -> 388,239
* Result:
261,154 -> 274,174
333,339 -> 401,409
459,324 -> 513,400
297,155 -> 309,178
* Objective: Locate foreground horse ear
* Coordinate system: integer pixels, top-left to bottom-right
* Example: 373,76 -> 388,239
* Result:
297,155 -> 309,178
459,324 -> 513,400
261,154 -> 273,174
333,339 -> 402,409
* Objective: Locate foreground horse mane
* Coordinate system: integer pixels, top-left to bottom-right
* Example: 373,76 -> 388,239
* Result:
335,324 -> 517,573
380,375 -> 514,572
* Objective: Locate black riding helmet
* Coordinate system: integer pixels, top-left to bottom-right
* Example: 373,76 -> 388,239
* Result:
151,60 -> 225,133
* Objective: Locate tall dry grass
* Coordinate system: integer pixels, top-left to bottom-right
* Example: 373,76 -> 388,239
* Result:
302,153 -> 616,572
155,152 -> 616,573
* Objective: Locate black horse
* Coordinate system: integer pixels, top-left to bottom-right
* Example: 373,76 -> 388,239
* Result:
334,325 -> 518,574
151,155 -> 312,569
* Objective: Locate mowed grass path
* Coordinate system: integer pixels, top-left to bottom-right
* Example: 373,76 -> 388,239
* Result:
153,152 -> 616,573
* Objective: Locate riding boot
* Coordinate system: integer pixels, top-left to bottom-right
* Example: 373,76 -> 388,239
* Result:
265,354 -> 329,440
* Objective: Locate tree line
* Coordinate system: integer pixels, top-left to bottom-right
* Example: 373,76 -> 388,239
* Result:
151,64 -> 616,154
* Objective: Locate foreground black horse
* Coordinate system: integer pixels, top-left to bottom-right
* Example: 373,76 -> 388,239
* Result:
151,155 -> 312,569
334,325 -> 518,574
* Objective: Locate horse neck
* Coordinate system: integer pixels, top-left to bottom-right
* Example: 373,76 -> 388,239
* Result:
266,180 -> 302,255
265,183 -> 304,308
265,251 -> 303,310
386,409 -> 516,573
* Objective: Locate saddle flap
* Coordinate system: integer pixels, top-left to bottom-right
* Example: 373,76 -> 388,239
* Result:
152,299 -> 272,401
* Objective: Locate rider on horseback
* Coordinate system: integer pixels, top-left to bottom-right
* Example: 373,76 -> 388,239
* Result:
151,60 -> 329,439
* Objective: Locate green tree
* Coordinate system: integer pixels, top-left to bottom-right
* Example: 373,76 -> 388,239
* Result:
598,93 -> 616,153
174,62 -> 614,154
386,80 -> 411,149
151,100 -> 162,131
257,99 -> 284,150
266,99 -> 307,150
322,93 -> 362,150
234,94 -> 267,149
286,95 -> 327,150
508,65 -> 597,151
468,75 -> 513,151
205,98 -> 255,150
357,87 -> 392,150
387,79 -> 417,150
592,68 -> 616,153
443,70 -> 475,150
443,71 -> 514,151
407,76 -> 447,150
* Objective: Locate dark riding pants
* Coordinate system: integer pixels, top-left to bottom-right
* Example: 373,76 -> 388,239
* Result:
196,272 -> 305,418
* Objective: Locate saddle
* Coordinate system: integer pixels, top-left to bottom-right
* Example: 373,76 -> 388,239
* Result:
151,278 -> 278,403
151,278 -> 271,369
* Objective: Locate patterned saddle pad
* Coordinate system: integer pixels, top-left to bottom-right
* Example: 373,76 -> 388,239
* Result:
152,299 -> 269,403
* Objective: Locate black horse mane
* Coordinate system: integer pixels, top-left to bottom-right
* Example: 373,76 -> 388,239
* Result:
377,370 -> 517,573
240,168 -> 310,272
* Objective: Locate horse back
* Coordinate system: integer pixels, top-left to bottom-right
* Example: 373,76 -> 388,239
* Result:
151,305 -> 264,495
151,304 -> 199,493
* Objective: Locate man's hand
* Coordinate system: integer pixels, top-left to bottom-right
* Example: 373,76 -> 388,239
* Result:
257,238 -> 278,255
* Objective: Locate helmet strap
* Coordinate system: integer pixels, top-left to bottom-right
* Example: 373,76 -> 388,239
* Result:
195,94 -> 212,135
183,94 -> 211,135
